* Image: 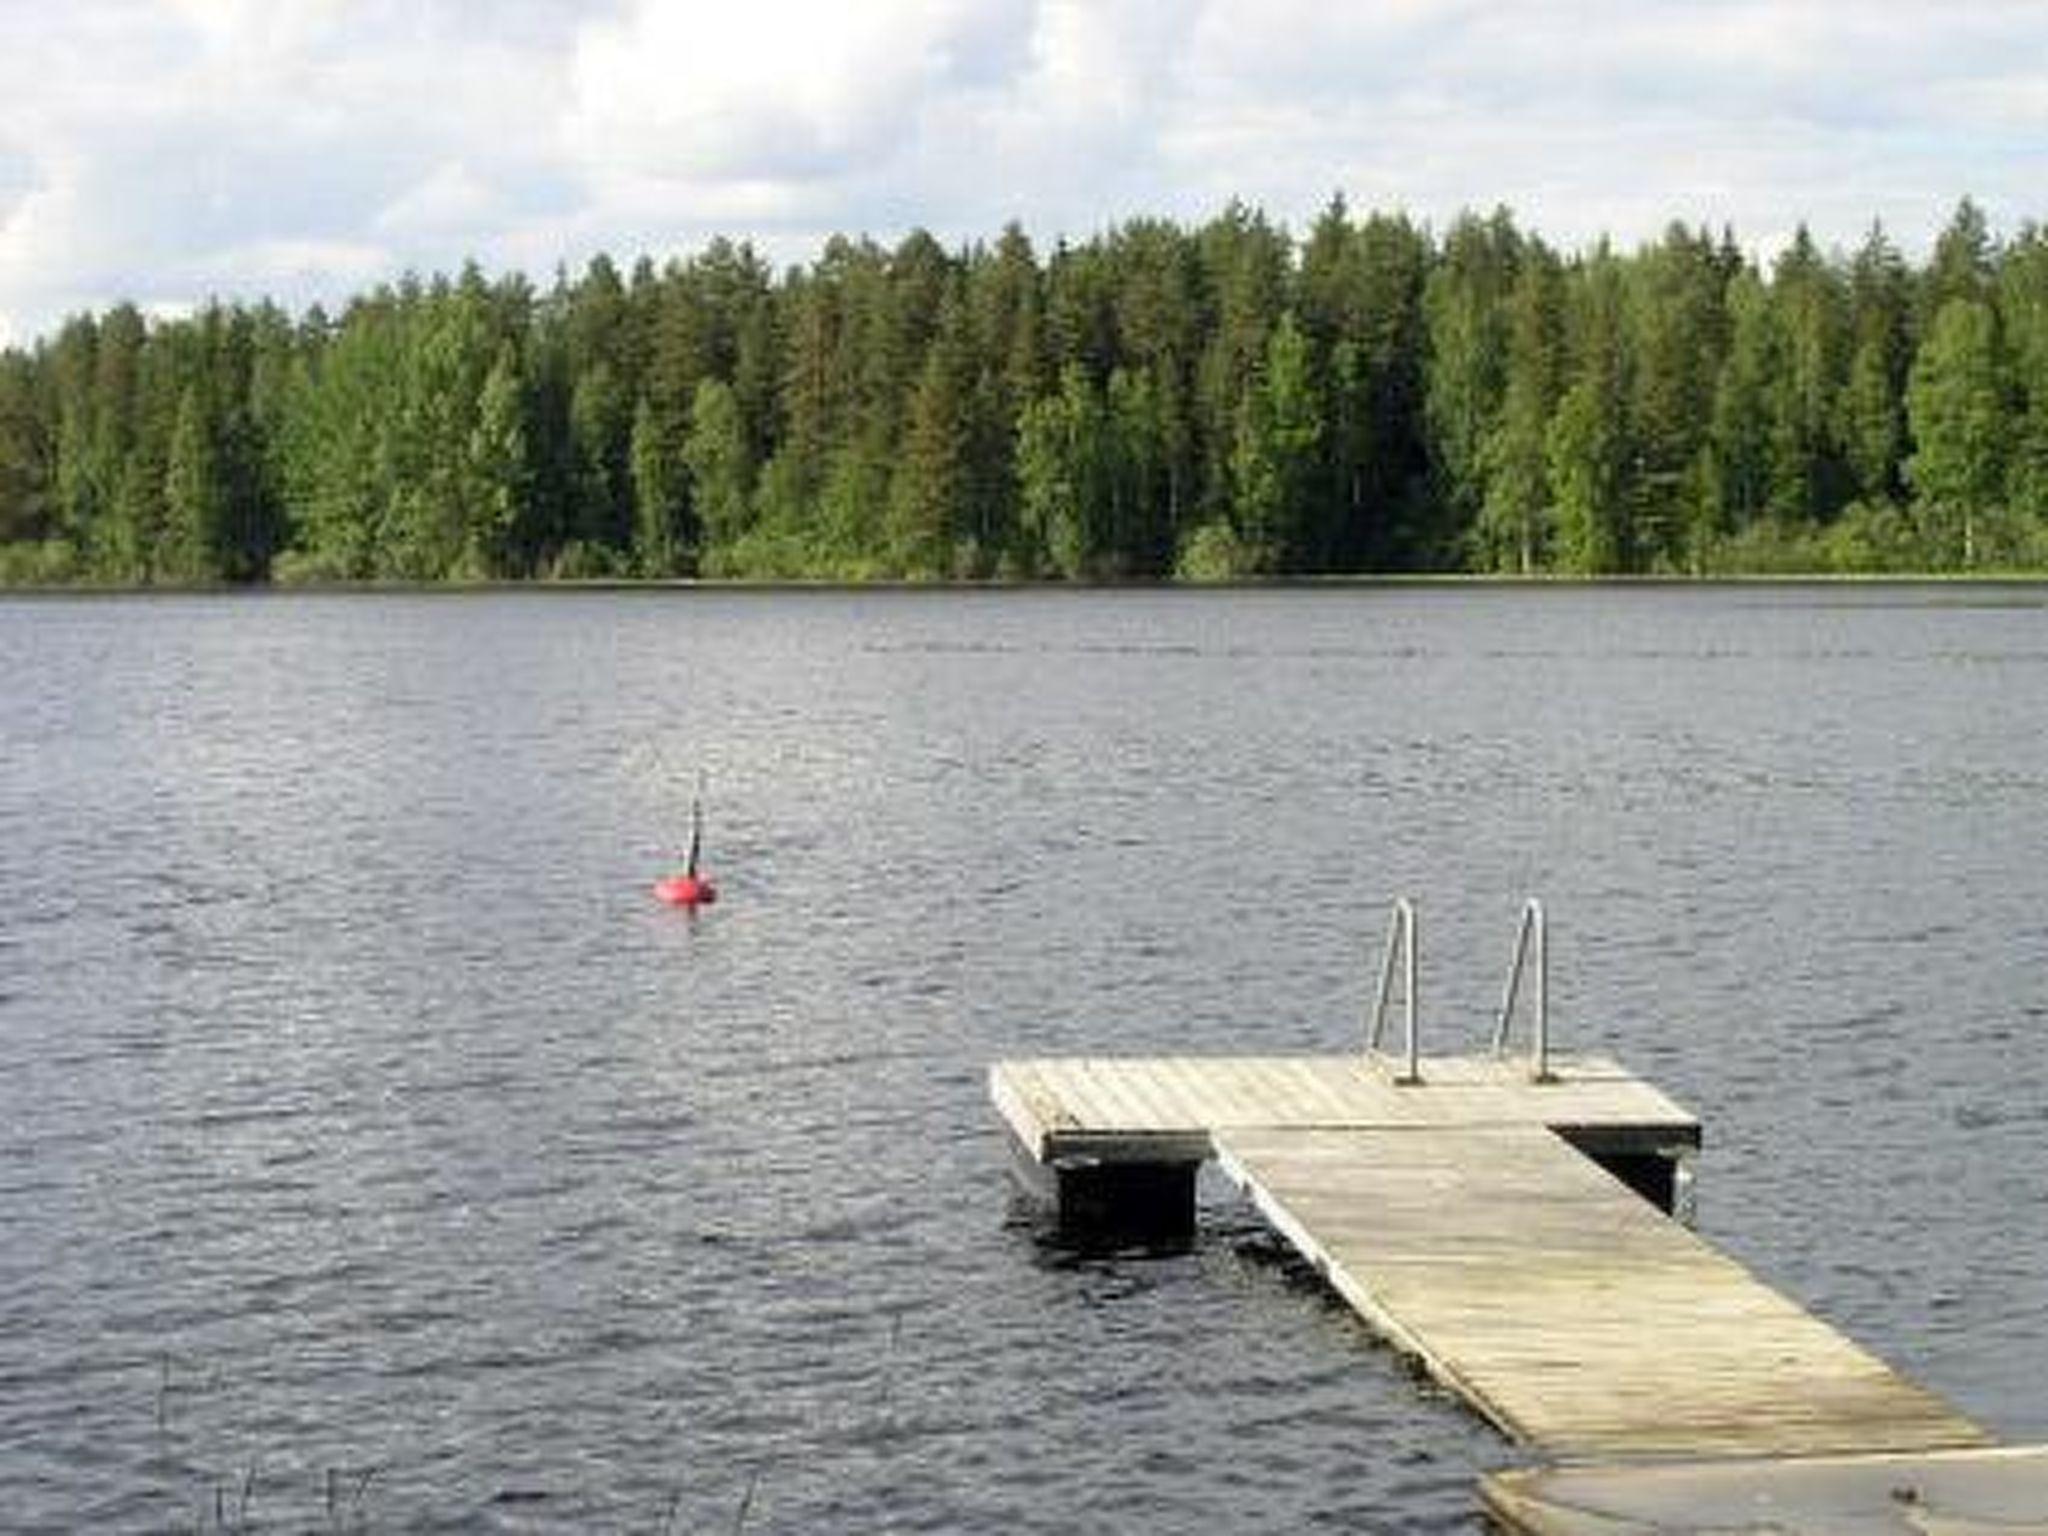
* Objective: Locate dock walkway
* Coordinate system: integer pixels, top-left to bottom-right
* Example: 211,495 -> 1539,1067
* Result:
1218,1121 -> 1979,1461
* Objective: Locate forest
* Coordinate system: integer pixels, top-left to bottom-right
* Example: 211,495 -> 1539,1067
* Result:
1,196 -> 2044,585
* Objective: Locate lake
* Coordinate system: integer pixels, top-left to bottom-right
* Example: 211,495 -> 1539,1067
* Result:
3,584 -> 2045,1532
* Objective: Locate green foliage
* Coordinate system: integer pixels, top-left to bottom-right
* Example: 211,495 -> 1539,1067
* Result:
1017,364 -> 1109,578
569,359 -> 631,556
629,394 -> 692,576
1998,227 -> 2048,520
1704,271 -> 1775,542
1626,225 -> 1728,569
467,344 -> 532,579
1105,365 -> 1173,574
1546,252 -> 1632,574
1424,209 -> 1521,558
1840,222 -> 1911,504
1174,519 -> 1264,581
1924,197 -> 1996,322
1907,298 -> 2008,567
0,536 -> 81,584
1763,230 -> 1842,523
5,201 -> 2048,584
1229,313 -> 1321,572
889,292 -> 978,577
683,377 -> 754,568
0,355 -> 53,545
161,387 -> 227,581
1474,251 -> 1564,573
1547,380 -> 1623,573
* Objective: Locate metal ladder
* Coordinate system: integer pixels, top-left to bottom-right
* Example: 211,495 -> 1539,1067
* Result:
1367,897 -> 1555,1084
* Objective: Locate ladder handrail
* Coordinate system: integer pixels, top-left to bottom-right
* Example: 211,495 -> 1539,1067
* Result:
1367,898 -> 1421,1084
1491,898 -> 1554,1082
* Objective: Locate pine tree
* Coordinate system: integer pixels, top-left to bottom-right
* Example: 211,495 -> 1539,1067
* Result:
683,377 -> 753,567
1016,364 -> 1108,578
49,318 -> 106,561
1424,208 -> 1521,562
1705,269 -> 1776,543
1547,380 -> 1623,573
1476,250 -> 1564,572
161,387 -> 225,581
1996,225 -> 2048,523
1105,366 -> 1171,574
569,359 -> 631,555
1627,225 -> 1726,569
93,306 -> 150,571
0,354 -> 53,546
1224,314 -> 1322,572
1922,197 -> 1996,326
1840,222 -> 1911,504
1350,212 -> 1431,567
1103,219 -> 1199,558
1548,251 -> 1631,573
1297,195 -> 1374,569
1907,298 -> 2007,567
466,343 -> 531,578
1196,202 -> 1289,529
889,292 -> 977,577
1765,228 -> 1847,524
630,394 -> 692,576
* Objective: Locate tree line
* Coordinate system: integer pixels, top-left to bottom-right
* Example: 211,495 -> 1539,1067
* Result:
2,196 -> 2045,585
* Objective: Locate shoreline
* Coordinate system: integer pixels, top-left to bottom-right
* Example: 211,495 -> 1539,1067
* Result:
7,569 -> 2048,597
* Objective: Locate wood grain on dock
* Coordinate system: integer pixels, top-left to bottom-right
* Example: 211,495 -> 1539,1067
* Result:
990,1052 -> 1700,1167
1214,1122 -> 1986,1460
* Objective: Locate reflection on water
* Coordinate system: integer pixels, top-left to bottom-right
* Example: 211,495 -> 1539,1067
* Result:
2,585 -> 2045,1532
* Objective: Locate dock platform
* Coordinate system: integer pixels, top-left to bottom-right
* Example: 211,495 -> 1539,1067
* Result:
991,1049 -> 2043,1531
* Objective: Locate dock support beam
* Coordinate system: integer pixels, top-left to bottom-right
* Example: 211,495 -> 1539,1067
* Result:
1049,1159 -> 1199,1247
1003,1126 -> 1198,1248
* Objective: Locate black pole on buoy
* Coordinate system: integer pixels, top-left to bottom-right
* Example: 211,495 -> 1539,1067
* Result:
655,770 -> 719,908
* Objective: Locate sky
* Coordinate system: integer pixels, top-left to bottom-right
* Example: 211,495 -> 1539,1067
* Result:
1,0 -> 2044,347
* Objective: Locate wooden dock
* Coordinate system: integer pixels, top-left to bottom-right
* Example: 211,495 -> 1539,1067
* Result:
991,1050 -> 2046,1532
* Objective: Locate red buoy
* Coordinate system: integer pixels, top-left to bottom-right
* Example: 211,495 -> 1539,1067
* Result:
655,873 -> 717,908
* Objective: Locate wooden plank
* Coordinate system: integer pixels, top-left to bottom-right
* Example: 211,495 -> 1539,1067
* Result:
988,1060 -> 1076,1161
1154,1057 -> 1272,1127
1483,1443 -> 2048,1535
1001,1060 -> 1079,1132
1046,1058 -> 1133,1132
1138,1058 -> 1206,1122
1264,1055 -> 1374,1122
1227,1058 -> 1310,1124
1077,1057 -> 1173,1131
1010,1053 -> 1701,1166
1005,1055 -> 1695,1136
1150,1057 -> 1231,1128
1109,1058 -> 1203,1130
1213,1125 -> 1986,1462
1250,1056 -> 1352,1123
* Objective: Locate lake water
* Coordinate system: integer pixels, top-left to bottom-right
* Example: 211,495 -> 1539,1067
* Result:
3,584 -> 2045,1533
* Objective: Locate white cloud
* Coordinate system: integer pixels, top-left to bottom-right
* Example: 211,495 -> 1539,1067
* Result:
564,0 -> 1036,184
0,0 -> 2044,343
159,0 -> 347,62
185,236 -> 392,296
0,1 -> 594,336
374,163 -> 508,242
